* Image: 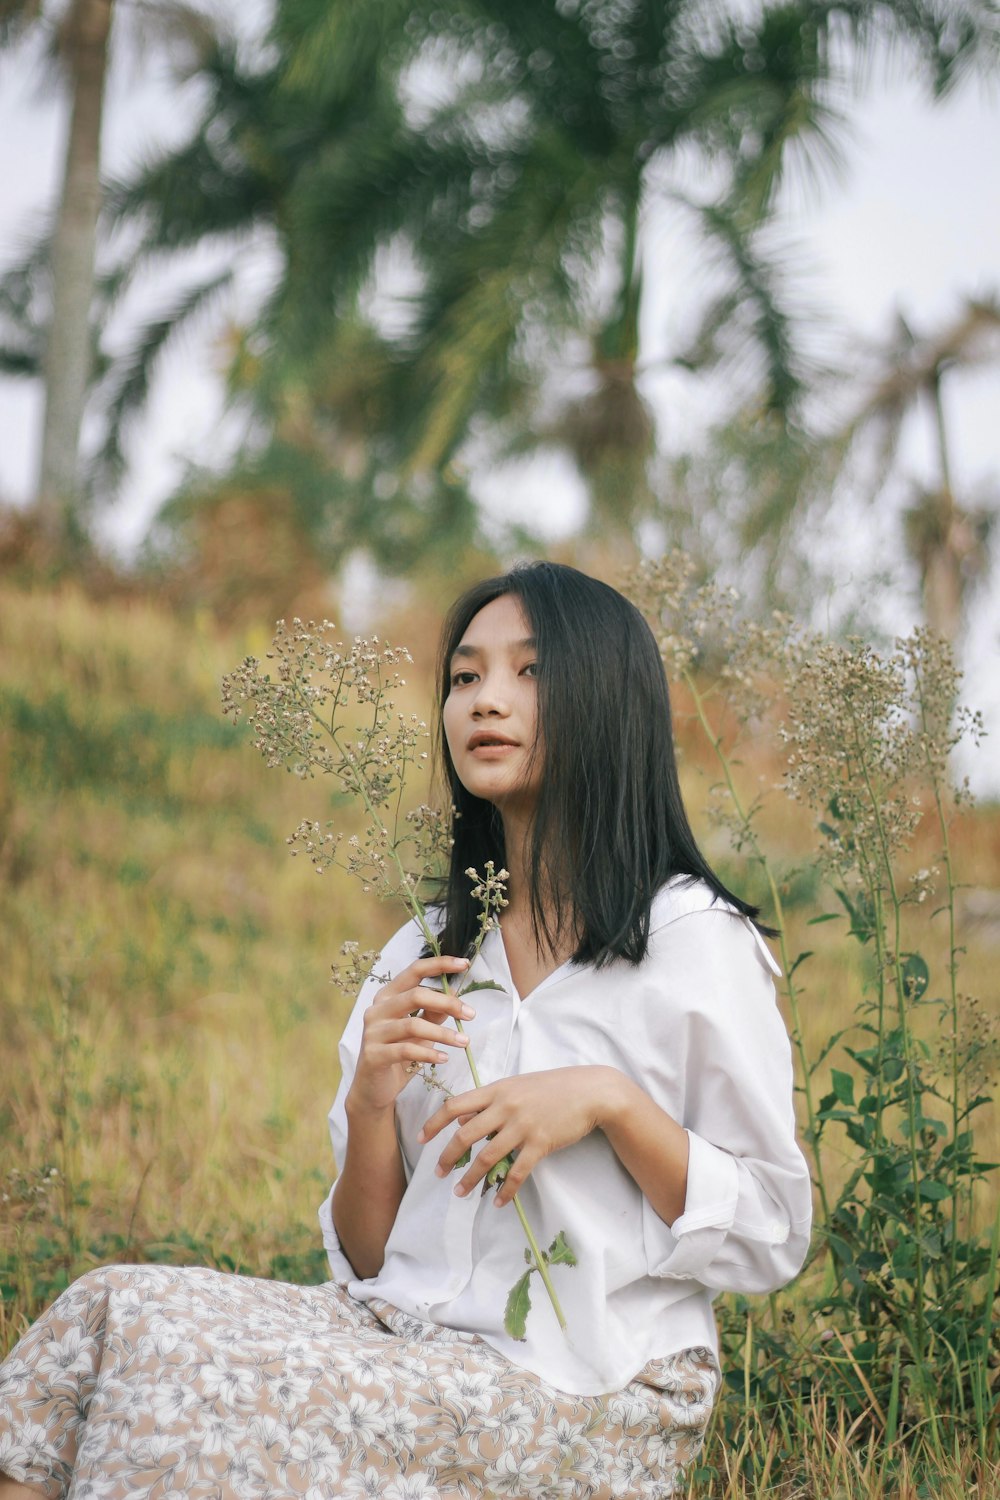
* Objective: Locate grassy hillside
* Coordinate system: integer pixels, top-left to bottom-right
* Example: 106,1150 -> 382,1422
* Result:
2,578 -> 997,1494
0,583 -> 419,1324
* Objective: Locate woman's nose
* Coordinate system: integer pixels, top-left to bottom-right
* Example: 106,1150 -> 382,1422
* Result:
471,676 -> 509,717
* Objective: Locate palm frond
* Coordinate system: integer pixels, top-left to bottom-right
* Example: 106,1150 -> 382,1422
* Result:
86,268 -> 235,500
0,226 -> 51,378
838,297 -> 1000,449
0,0 -> 42,45
113,0 -> 234,81
678,199 -> 813,417
275,0 -> 424,101
811,0 -> 1000,98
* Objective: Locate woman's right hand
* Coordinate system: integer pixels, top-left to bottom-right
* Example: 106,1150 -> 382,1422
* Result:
346,955 -> 476,1114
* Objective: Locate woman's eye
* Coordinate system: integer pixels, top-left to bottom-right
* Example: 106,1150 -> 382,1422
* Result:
451,671 -> 477,687
522,662 -> 539,678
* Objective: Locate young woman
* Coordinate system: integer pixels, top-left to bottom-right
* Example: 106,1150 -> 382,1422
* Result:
0,563 -> 811,1499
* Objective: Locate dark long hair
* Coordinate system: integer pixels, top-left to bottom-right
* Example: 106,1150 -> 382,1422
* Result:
435,562 -> 767,967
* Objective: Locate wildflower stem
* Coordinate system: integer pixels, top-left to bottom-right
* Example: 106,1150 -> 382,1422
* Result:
851,718 -> 927,1365
442,979 -> 568,1332
512,1196 -> 568,1331
912,655 -> 964,1284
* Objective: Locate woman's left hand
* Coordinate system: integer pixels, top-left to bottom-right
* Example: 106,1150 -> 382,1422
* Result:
417,1066 -> 621,1207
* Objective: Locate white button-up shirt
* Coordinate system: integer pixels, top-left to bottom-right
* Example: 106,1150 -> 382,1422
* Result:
318,877 -> 813,1394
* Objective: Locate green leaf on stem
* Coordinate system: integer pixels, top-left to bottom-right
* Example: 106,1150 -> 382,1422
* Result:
917,1179 -> 950,1201
831,1070 -> 855,1106
546,1230 -> 578,1267
486,1153 -> 514,1188
834,888 -> 877,944
459,980 -> 507,995
900,953 -> 930,1003
504,1271 -> 532,1341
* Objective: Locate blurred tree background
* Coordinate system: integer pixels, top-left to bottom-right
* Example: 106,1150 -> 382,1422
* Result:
0,0 -> 998,636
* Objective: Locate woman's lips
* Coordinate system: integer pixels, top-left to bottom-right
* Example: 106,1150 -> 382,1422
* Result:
468,741 -> 518,755
466,731 -> 520,756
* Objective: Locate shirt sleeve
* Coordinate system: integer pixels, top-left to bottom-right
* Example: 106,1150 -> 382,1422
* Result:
316,916 -> 428,1282
640,907 -> 813,1293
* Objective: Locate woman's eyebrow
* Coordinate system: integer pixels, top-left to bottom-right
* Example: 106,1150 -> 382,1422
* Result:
451,637 -> 536,662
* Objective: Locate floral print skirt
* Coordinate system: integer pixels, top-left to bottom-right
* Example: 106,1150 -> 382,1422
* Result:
0,1265 -> 719,1499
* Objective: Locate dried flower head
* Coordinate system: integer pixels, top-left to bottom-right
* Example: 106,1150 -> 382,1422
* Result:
778,635 -> 920,885
334,942 -> 385,996
223,620 -> 444,910
625,555 -> 792,726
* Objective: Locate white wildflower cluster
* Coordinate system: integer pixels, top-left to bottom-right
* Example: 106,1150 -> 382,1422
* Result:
624,554 -> 796,873
908,866 -> 939,906
287,819 -> 342,873
626,554 -> 789,726
2,1165 -> 61,1221
779,629 -> 980,894
933,993 -> 1000,1098
778,636 -> 920,885
626,552 -> 732,680
222,620 -> 420,806
899,628 -> 984,805
466,860 -> 510,935
334,942 -> 383,996
624,550 -> 982,907
405,804 -> 455,876
223,620 -> 443,907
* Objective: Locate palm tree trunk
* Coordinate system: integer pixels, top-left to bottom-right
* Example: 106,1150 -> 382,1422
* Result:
36,0 -> 114,551
920,369 -> 966,645
922,535 -> 965,644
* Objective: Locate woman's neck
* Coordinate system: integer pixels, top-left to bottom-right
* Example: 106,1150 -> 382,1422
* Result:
498,807 -> 532,923
498,807 -> 577,971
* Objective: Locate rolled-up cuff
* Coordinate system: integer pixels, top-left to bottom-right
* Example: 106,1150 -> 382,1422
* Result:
643,1130 -> 740,1279
317,1185 -> 356,1284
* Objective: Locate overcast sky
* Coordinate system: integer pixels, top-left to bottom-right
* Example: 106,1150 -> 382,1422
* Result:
0,12 -> 997,788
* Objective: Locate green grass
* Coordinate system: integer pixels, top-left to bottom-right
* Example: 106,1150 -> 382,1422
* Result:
0,582 -> 402,1324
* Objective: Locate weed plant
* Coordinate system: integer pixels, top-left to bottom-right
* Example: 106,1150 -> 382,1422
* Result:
627,556 -> 999,1489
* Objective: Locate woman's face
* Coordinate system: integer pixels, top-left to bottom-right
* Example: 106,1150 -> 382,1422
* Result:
442,593 -> 541,814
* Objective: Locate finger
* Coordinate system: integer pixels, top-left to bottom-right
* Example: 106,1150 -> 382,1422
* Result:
381,956 -> 470,999
417,997 -> 476,1028
453,1130 -> 522,1198
432,1105 -> 508,1177
375,1017 -> 472,1051
493,1146 -> 540,1207
378,983 -> 476,1025
387,1042 -> 452,1069
417,1088 -> 488,1144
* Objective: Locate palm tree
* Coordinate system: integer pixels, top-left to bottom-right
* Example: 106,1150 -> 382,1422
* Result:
0,0 -> 222,555
3,0 -> 999,566
836,297 -> 1000,642
93,0 -> 827,548
2,0 -> 113,551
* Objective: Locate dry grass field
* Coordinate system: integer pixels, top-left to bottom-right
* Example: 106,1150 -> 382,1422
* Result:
1,578 -> 997,1496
